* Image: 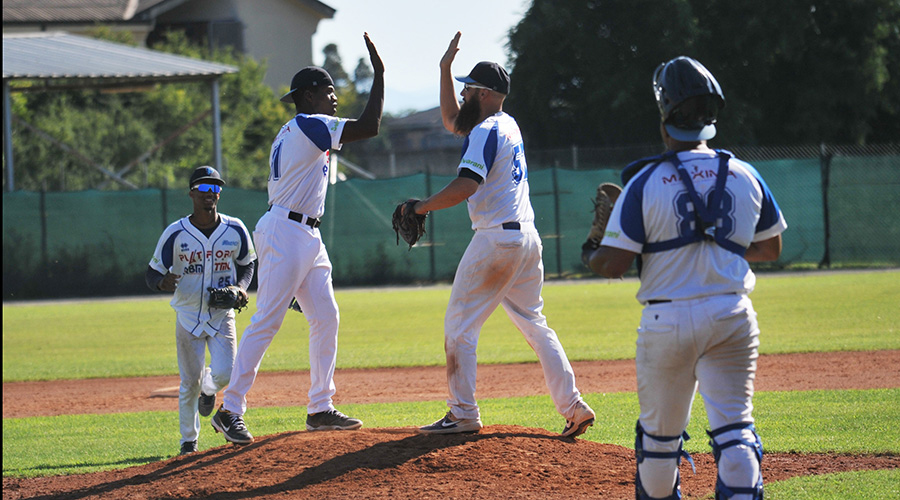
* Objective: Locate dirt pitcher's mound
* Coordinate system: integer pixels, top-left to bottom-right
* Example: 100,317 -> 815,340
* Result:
3,426 -> 898,500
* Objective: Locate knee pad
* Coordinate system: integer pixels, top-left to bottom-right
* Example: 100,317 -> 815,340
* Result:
707,422 -> 763,499
635,420 -> 695,500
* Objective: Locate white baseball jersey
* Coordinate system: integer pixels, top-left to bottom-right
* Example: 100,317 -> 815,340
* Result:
268,113 -> 347,216
601,149 -> 787,303
149,214 -> 256,336
458,111 -> 535,229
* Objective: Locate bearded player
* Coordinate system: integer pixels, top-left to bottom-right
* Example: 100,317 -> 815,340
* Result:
408,32 -> 595,438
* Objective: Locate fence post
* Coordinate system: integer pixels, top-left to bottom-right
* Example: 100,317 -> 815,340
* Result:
40,182 -> 48,268
161,177 -> 169,230
818,142 -> 832,269
551,166 -> 562,277
425,167 -> 435,282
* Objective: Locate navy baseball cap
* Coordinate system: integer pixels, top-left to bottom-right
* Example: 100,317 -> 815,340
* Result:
456,61 -> 510,95
280,67 -> 335,103
189,166 -> 225,187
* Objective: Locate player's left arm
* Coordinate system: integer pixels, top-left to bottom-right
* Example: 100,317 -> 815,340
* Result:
340,33 -> 384,144
234,261 -> 256,292
413,175 -> 478,214
744,234 -> 782,262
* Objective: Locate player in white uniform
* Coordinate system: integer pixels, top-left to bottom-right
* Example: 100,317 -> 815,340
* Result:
411,32 -> 595,438
584,57 -> 786,499
212,33 -> 384,444
146,166 -> 257,455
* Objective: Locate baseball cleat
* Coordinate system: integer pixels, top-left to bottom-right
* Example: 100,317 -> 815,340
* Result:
561,400 -> 595,438
198,392 -> 216,417
306,409 -> 363,431
211,405 -> 254,444
179,440 -> 198,455
418,411 -> 483,435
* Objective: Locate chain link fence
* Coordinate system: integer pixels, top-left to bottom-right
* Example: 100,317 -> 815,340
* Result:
3,143 -> 898,299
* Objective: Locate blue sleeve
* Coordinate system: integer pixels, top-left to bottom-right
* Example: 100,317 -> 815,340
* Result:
161,230 -> 181,269
228,222 -> 252,261
482,125 -> 498,174
742,162 -> 783,233
295,115 -> 332,152
619,169 -> 655,245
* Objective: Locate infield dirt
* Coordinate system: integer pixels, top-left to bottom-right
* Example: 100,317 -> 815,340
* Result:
3,350 -> 899,499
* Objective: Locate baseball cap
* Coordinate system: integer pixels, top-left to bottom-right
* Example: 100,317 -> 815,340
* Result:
189,166 -> 225,188
456,61 -> 510,95
280,67 -> 335,103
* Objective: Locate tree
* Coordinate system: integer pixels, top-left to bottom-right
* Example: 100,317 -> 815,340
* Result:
506,0 -> 900,148
7,28 -> 293,191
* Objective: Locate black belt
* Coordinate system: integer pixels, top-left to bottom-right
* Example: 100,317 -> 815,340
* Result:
647,292 -> 738,305
502,222 -> 520,230
268,206 -> 320,228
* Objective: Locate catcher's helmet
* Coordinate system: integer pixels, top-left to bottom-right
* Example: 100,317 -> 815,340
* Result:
653,56 -> 725,141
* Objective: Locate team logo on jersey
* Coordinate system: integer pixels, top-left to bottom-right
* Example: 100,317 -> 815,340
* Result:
323,151 -> 330,177
180,242 -> 190,251
222,239 -> 239,247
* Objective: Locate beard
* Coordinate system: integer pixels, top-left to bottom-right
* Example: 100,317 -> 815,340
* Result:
454,94 -> 483,135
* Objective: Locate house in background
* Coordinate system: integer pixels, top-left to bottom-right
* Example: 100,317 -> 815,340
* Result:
348,106 -> 463,178
2,0 -> 335,93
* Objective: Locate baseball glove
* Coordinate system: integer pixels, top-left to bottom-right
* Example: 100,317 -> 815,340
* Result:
581,182 -> 623,266
207,286 -> 249,313
392,199 -> 427,250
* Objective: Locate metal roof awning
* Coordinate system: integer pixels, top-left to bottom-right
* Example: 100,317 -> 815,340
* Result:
2,31 -> 239,190
3,31 -> 237,91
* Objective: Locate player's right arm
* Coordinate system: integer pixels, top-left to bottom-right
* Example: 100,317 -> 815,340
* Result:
587,247 -> 637,279
340,33 -> 384,144
439,32 -> 462,133
148,224 -> 183,292
744,234 -> 782,262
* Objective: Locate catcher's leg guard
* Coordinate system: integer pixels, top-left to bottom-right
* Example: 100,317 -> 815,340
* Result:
635,420 -> 696,500
707,422 -> 763,500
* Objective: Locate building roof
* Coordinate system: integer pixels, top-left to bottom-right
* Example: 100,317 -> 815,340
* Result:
3,31 -> 237,89
2,0 -> 138,23
2,0 -> 335,23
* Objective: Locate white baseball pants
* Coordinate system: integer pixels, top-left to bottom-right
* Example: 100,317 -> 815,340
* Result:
444,224 -> 583,421
223,208 -> 340,416
636,293 -> 760,499
176,318 -> 235,444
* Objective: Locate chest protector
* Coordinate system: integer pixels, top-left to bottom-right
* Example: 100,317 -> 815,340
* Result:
621,150 -> 746,257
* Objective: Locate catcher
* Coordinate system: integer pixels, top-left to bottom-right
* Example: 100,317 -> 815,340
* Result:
146,166 -> 257,456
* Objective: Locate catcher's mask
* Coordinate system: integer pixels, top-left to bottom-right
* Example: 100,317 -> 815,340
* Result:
652,56 -> 725,141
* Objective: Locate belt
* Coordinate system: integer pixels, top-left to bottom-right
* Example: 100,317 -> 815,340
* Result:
647,292 -> 739,305
268,206 -> 321,228
501,222 -> 520,230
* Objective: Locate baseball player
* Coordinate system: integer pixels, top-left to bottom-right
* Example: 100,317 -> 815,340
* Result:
211,33 -> 384,444
146,165 -> 257,456
409,32 -> 595,437
584,57 -> 787,499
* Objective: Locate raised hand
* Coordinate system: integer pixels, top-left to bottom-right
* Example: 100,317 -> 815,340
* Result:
364,32 -> 384,74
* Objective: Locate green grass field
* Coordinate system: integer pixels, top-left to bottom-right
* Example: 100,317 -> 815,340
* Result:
3,270 -> 900,498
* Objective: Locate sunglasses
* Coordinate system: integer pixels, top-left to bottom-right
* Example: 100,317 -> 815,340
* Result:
193,184 -> 222,193
464,83 -> 492,92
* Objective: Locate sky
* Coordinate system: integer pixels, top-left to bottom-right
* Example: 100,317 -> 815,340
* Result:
311,0 -> 531,115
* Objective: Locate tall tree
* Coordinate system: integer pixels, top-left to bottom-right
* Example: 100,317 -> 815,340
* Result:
506,0 -> 900,148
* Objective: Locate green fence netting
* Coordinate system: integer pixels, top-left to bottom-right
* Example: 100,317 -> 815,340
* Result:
3,155 -> 899,299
